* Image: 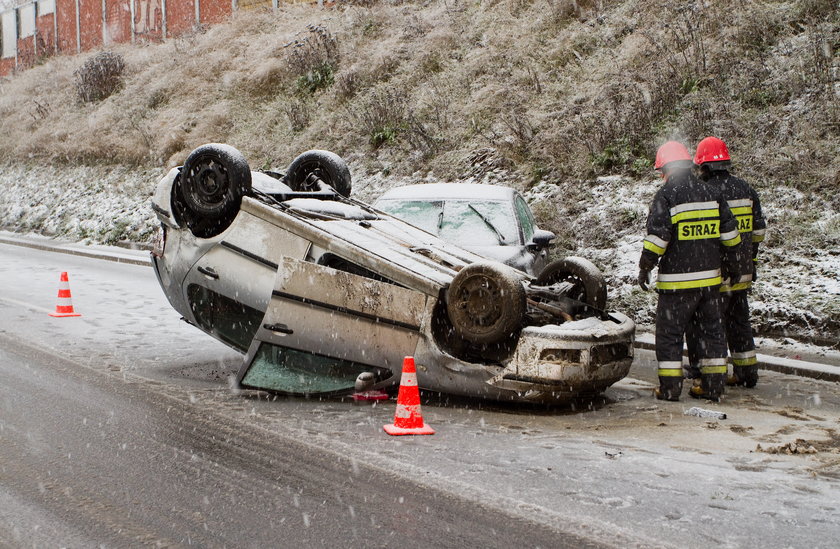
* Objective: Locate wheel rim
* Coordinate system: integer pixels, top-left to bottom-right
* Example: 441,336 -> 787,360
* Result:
556,273 -> 587,303
184,156 -> 230,212
535,257 -> 607,310
298,161 -> 329,191
451,273 -> 504,335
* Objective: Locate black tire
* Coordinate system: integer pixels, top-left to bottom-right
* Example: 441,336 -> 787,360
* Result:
447,262 -> 526,346
535,256 -> 607,311
285,150 -> 352,197
180,144 -> 251,220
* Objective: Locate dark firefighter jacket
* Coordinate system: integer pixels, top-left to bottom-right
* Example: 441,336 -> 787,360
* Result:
704,170 -> 767,292
641,170 -> 742,292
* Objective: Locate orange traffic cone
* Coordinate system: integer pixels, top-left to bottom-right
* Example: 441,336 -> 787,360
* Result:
383,357 -> 435,436
48,272 -> 82,317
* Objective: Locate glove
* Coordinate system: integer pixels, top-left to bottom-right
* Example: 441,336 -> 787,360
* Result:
722,262 -> 740,285
638,268 -> 651,291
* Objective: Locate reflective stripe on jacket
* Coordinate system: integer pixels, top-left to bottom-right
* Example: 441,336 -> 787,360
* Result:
641,170 -> 741,292
705,172 -> 766,293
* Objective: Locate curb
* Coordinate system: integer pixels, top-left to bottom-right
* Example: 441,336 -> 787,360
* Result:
635,333 -> 840,384
0,235 -> 151,267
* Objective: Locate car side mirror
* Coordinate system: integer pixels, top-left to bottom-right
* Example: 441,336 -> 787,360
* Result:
529,229 -> 555,249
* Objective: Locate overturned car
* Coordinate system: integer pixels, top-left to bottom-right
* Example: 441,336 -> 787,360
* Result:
150,144 -> 635,403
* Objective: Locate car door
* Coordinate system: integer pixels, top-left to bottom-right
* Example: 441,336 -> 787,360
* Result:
181,206 -> 313,351
237,256 -> 429,395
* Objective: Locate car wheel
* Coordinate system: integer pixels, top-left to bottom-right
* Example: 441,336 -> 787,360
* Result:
179,143 -> 251,220
535,257 -> 607,311
447,262 -> 526,345
285,150 -> 352,197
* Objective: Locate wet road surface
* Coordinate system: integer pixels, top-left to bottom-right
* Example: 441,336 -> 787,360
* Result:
2,240 -> 839,548
0,335 -> 602,547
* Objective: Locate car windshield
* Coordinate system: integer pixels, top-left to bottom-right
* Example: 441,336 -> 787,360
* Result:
377,199 -> 520,246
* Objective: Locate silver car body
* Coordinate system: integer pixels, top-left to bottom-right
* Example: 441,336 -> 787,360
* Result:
151,167 -> 635,403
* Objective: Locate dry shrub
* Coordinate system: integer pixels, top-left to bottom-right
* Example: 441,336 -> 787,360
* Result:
348,85 -> 440,155
281,99 -> 311,133
286,24 -> 339,94
350,87 -> 408,148
544,0 -> 601,23
333,70 -> 360,102
74,52 -> 126,103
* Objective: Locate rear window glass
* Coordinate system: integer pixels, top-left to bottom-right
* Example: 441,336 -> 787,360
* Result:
241,344 -> 390,396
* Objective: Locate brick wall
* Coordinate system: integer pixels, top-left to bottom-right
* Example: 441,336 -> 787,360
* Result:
0,0 -> 290,76
198,0 -> 231,25
77,0 -> 103,52
163,0 -> 192,37
54,0 -> 77,53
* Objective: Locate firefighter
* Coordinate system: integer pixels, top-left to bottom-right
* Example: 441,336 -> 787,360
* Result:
638,141 -> 742,401
686,136 -> 767,388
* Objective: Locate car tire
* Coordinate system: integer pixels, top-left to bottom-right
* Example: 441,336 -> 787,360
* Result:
285,150 -> 352,197
179,143 -> 251,220
447,261 -> 526,345
535,256 -> 607,311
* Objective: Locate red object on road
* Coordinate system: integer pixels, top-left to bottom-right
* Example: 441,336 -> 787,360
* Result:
352,390 -> 390,402
48,272 -> 82,318
383,357 -> 435,436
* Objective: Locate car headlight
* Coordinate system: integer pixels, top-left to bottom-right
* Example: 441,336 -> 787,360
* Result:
151,225 -> 166,258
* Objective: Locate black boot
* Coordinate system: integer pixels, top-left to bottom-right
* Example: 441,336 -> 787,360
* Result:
655,376 -> 683,401
690,373 -> 725,401
728,365 -> 758,388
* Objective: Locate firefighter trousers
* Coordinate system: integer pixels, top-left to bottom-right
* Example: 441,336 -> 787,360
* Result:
687,290 -> 758,385
656,288 -> 728,400
719,290 -> 758,387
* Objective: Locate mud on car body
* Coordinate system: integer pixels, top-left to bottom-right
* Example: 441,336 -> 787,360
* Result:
150,143 -> 636,404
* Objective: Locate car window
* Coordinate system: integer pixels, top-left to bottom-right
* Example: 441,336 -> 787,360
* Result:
375,199 -> 443,234
240,344 -> 390,395
187,285 -> 263,353
440,200 -> 520,246
514,195 -> 535,243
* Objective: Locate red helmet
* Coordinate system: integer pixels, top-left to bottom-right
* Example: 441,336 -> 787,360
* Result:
654,141 -> 692,170
694,136 -> 730,165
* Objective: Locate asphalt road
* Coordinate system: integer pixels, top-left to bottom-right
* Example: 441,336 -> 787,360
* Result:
0,242 -> 606,548
0,334 -> 599,548
1,240 -> 839,548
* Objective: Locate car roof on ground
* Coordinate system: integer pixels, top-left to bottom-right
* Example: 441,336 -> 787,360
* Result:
376,183 -> 517,202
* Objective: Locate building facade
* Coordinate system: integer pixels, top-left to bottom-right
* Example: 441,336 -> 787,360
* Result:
0,0 -> 295,76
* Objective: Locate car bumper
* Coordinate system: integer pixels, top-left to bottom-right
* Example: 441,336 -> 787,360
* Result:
487,313 -> 636,402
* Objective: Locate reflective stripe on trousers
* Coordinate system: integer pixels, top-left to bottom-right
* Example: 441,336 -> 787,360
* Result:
655,289 -> 727,370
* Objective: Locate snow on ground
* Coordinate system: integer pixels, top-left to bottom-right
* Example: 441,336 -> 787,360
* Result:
0,163 -> 160,245
0,161 -> 837,345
